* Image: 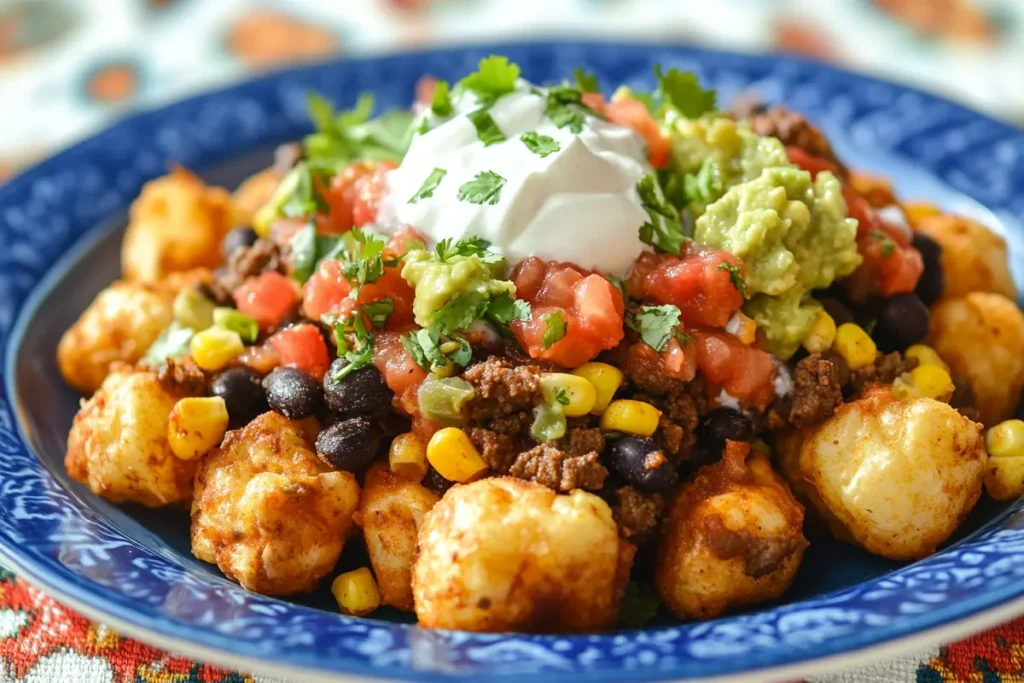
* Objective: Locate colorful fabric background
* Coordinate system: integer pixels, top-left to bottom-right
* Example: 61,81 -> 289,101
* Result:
3,1 -> 1024,681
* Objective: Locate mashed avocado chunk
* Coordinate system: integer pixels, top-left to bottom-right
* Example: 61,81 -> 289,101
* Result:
402,249 -> 515,327
670,116 -> 861,358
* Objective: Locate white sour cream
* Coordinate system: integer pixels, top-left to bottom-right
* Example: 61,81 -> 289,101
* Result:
381,83 -> 653,276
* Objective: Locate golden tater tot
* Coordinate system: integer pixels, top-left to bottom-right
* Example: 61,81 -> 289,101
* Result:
915,214 -> 1015,300
233,168 -> 281,219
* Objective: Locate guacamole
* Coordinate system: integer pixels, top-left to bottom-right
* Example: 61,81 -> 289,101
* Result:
402,249 -> 515,327
672,116 -> 861,358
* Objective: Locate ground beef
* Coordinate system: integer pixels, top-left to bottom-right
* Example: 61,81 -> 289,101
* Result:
468,427 -> 518,473
703,513 -> 809,578
826,350 -> 919,397
155,358 -> 206,397
734,103 -> 847,176
462,357 -> 541,421
508,446 -> 608,492
633,381 -> 705,457
208,238 -> 285,300
789,354 -> 843,428
556,421 -> 605,457
612,486 -> 664,541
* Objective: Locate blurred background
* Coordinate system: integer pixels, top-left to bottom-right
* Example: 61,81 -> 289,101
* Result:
1,0 -> 1023,182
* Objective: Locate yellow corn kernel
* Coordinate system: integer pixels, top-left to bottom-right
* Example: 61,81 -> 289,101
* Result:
726,312 -> 757,345
600,400 -> 661,437
905,344 -> 949,372
892,365 -> 955,402
572,362 -> 623,415
540,373 -> 597,417
167,396 -> 229,460
331,567 -> 381,616
902,201 -> 941,229
389,432 -> 428,482
833,323 -> 876,370
802,310 -> 837,354
427,428 -> 488,483
986,419 -> 1024,459
189,327 -> 244,372
984,454 -> 1024,501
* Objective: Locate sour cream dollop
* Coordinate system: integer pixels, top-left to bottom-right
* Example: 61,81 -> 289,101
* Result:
382,83 -> 653,276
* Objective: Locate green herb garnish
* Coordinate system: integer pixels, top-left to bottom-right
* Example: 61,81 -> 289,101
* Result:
457,170 -> 506,205
467,109 -> 506,147
545,86 -> 587,133
362,298 -> 395,329
627,304 -> 689,352
433,236 -> 502,264
636,174 -> 688,255
332,313 -> 376,382
654,64 -> 717,119
144,323 -> 194,366
521,131 -> 560,158
574,67 -> 600,93
431,79 -> 453,116
485,292 -> 531,326
409,168 -> 447,204
553,387 -> 571,406
541,310 -> 567,349
459,55 -> 520,105
683,157 -> 723,205
303,92 -> 414,167
718,262 -> 748,298
871,230 -> 895,258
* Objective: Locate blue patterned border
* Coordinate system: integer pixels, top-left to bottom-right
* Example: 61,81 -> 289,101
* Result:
2,42 -> 1024,681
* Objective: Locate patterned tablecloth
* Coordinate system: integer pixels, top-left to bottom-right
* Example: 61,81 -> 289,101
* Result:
3,1 -> 1024,681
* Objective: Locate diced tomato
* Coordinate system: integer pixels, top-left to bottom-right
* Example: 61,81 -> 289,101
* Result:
415,76 -> 438,110
510,261 -> 625,367
373,329 -> 428,414
606,98 -> 671,168
234,271 -> 299,330
785,145 -> 841,178
269,323 -> 330,380
352,160 -> 397,227
269,217 -> 307,244
355,265 -> 416,328
317,160 -> 396,233
234,345 -> 281,375
581,92 -> 607,116
622,339 -> 697,386
303,260 -> 414,328
387,227 -> 427,258
303,260 -> 353,321
627,247 -> 745,328
842,187 -> 923,300
691,328 -> 775,409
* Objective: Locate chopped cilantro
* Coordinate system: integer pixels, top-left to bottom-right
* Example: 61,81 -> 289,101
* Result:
433,236 -> 501,263
627,304 -> 685,352
288,222 -> 349,284
545,86 -> 587,133
683,157 -> 723,205
618,581 -> 661,629
302,92 -> 414,167
431,79 -> 453,116
331,314 -> 376,382
338,228 -> 398,294
636,174 -> 688,255
457,171 -> 506,205
432,291 -> 490,336
654,64 -> 717,119
362,298 -> 394,329
409,167 -> 447,204
280,163 -> 331,219
553,387 -> 571,406
467,108 -> 507,146
574,67 -> 600,93
718,262 -> 748,298
485,292 -> 532,326
144,323 -> 194,366
520,131 -> 560,158
401,327 -> 472,373
541,310 -> 567,349
871,230 -> 895,258
459,55 -> 520,105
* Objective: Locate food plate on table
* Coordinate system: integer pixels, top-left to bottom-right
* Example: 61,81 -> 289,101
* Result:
3,41 -> 1024,683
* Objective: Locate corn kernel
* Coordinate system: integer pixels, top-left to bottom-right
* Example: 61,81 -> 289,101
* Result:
389,432 -> 428,482
892,365 -> 955,402
331,567 -> 381,616
987,420 -> 1024,459
600,400 -> 661,437
802,310 -> 837,354
725,312 -> 757,345
905,344 -> 949,372
901,201 -> 941,229
540,373 -> 597,417
833,323 -> 876,370
572,362 -> 623,415
984,454 -> 1024,501
189,327 -> 244,371
427,428 -> 488,483
168,396 -> 229,460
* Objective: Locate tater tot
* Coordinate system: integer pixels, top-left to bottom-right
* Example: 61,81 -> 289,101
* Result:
915,214 -> 1015,300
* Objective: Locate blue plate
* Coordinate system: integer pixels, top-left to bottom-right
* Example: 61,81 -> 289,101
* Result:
3,42 -> 1024,683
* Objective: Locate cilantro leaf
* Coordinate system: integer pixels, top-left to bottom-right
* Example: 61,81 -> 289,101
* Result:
553,387 -> 571,406
457,171 -> 506,205
401,328 -> 472,373
432,291 -> 490,335
409,167 -> 447,204
718,262 -> 748,298
302,91 -> 415,167
683,156 -> 723,205
288,222 -> 318,283
459,55 -> 520,105
331,314 -> 376,382
574,67 -> 599,93
636,174 -> 688,255
467,108 -> 506,147
434,236 -> 498,262
541,310 -> 566,349
485,292 -> 531,326
545,86 -> 587,134
618,581 -> 661,629
431,79 -> 453,116
362,298 -> 394,329
654,64 -> 717,119
627,304 -> 684,352
871,230 -> 895,258
521,131 -> 560,158
401,331 -> 431,371
280,163 -> 331,219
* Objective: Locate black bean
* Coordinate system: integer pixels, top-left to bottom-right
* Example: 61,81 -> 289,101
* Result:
701,407 -> 753,443
819,297 -> 855,327
323,359 -> 393,417
210,367 -> 267,426
262,366 -> 322,420
606,436 -> 678,494
315,417 -> 382,472
222,226 -> 258,258
688,437 -> 725,470
912,232 -> 945,307
874,293 -> 930,353
422,467 -> 454,497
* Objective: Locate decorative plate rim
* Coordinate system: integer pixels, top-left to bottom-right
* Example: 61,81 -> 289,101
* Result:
2,40 -> 1024,683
